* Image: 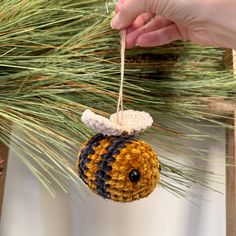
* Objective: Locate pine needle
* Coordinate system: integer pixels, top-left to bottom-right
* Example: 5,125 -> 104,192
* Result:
0,0 -> 233,198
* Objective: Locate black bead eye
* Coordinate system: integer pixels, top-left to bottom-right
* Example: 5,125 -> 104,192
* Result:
129,169 -> 141,183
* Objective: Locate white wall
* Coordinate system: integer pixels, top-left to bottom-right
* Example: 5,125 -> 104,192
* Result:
0,126 -> 225,236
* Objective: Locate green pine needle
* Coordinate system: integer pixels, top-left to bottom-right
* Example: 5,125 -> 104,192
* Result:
0,0 -> 232,198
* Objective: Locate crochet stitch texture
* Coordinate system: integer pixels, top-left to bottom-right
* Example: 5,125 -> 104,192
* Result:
76,133 -> 160,202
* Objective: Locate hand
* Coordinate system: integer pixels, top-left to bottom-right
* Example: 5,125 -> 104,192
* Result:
111,0 -> 236,49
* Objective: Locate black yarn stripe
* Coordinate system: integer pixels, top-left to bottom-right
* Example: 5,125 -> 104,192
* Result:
78,133 -> 106,183
95,134 -> 135,199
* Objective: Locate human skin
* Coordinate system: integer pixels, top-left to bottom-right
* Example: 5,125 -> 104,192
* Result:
111,0 -> 236,49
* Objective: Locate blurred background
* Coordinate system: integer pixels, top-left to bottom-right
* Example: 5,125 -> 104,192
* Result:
0,125 -> 225,236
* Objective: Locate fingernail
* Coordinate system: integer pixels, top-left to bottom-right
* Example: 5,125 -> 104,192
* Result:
110,15 -> 122,29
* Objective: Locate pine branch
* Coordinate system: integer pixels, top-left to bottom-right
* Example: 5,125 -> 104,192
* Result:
0,0 -> 232,197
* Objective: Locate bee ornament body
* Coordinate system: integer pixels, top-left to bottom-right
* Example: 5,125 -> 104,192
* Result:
76,133 -> 160,202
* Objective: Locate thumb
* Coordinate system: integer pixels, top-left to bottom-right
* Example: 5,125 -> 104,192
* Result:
111,0 -> 171,30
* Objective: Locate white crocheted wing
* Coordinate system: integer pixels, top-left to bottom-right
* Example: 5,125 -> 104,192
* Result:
81,109 -> 122,136
81,109 -> 153,136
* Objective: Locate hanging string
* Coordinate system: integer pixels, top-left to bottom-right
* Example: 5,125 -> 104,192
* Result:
116,30 -> 126,125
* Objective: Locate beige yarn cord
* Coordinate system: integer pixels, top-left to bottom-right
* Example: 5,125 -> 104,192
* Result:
116,30 -> 126,125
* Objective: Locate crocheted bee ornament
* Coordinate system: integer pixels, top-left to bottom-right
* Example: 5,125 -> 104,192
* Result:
76,109 -> 160,202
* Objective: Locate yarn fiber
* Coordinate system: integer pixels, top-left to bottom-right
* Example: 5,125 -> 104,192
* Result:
76,133 -> 160,202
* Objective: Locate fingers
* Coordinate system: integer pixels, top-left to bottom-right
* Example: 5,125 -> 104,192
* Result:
136,24 -> 184,47
111,0 -> 150,29
126,16 -> 173,48
115,0 -> 125,13
127,13 -> 154,33
112,0 -> 185,47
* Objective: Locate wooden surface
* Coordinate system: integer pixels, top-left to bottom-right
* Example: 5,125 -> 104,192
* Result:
225,50 -> 236,236
226,113 -> 236,236
0,142 -> 9,220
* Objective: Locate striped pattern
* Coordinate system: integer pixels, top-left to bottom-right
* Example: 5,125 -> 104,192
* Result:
94,134 -> 135,198
76,134 -> 160,202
